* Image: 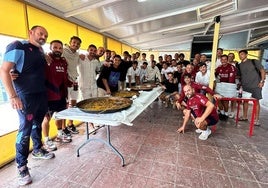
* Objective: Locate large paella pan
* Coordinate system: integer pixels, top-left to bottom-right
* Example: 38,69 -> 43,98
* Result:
112,90 -> 139,98
76,97 -> 132,113
130,83 -> 157,91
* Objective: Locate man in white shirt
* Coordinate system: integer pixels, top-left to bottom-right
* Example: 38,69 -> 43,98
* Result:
62,36 -> 82,134
140,62 -> 149,84
77,44 -> 100,99
126,61 -> 141,87
161,62 -> 174,81
147,60 -> 161,83
195,62 -> 211,86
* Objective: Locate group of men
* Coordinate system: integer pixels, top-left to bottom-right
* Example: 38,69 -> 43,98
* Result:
175,48 -> 265,141
0,26 -> 105,186
0,25 -> 266,186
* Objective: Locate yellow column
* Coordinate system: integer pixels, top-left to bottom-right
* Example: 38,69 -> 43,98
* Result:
209,16 -> 221,89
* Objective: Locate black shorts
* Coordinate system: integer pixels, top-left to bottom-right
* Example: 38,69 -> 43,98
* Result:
47,98 -> 66,115
243,87 -> 262,100
191,109 -> 218,126
206,115 -> 218,126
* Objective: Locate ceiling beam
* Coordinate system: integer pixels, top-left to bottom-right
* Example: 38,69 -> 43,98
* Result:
140,39 -> 192,50
99,0 -> 214,32
120,20 -> 211,40
221,17 -> 268,30
64,0 -> 122,17
150,20 -> 211,34
223,6 -> 268,19
130,30 -> 203,46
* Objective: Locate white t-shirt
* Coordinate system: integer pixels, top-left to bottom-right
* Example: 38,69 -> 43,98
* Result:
62,45 -> 80,82
195,70 -> 211,86
126,67 -> 141,83
161,67 -> 174,80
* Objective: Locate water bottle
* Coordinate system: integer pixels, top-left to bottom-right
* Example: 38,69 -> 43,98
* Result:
238,86 -> 243,98
73,78 -> 78,91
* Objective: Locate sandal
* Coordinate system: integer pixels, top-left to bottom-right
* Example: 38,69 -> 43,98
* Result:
238,117 -> 248,121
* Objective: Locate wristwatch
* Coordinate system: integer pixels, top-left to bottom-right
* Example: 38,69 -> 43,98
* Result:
260,80 -> 265,83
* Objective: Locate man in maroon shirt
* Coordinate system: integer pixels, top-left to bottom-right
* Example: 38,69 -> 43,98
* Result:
215,54 -> 237,120
42,40 -> 72,151
175,73 -> 220,109
177,85 -> 219,140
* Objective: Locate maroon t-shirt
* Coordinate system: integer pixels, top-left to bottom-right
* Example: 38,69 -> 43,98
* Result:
215,64 -> 236,83
186,93 -> 218,121
45,55 -> 68,101
178,82 -> 214,103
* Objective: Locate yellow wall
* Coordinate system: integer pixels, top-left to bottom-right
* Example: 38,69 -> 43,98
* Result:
107,38 -> 122,55
0,131 -> 17,167
0,0 -> 28,38
122,44 -> 132,55
78,26 -> 104,50
27,5 -> 77,43
0,120 -> 81,168
132,48 -> 139,54
223,50 -> 261,62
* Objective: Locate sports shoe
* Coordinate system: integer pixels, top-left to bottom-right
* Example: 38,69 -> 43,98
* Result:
32,148 -> 55,159
54,133 -> 72,143
254,120 -> 261,126
198,128 -> 212,140
18,165 -> 32,186
43,139 -> 57,152
195,129 -> 203,134
67,124 -> 79,134
63,127 -> 72,137
219,113 -> 228,121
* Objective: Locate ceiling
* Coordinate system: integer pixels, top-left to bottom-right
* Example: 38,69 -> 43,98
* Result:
23,0 -> 268,51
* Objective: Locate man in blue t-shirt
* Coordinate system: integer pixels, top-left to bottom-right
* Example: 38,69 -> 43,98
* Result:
97,54 -> 122,96
0,25 -> 55,186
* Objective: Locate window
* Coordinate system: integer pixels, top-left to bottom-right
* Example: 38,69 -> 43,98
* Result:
0,35 -> 23,104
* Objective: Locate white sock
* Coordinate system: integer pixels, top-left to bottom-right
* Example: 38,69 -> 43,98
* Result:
225,112 -> 229,116
44,137 -> 49,142
220,110 -> 225,115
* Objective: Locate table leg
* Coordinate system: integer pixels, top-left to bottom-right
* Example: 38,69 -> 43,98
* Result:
76,124 -> 125,167
249,100 -> 256,137
236,101 -> 240,126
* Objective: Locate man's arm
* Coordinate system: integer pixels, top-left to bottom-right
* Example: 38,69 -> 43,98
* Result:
258,68 -> 266,88
177,109 -> 191,133
102,78 -> 111,95
195,100 -> 214,126
156,67 -> 162,82
0,62 -> 23,110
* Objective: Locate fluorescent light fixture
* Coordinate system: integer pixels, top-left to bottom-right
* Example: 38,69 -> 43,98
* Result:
137,0 -> 147,2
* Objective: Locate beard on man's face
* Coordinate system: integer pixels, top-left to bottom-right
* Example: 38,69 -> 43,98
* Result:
53,51 -> 62,57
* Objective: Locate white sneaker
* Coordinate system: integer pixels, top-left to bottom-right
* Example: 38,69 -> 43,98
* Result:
198,128 -> 211,140
195,129 -> 203,134
228,112 -> 235,119
44,139 -> 57,151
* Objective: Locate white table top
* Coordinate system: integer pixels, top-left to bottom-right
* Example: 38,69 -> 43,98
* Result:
55,87 -> 163,126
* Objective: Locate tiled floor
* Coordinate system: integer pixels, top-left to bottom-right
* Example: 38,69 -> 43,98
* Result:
0,101 -> 268,188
